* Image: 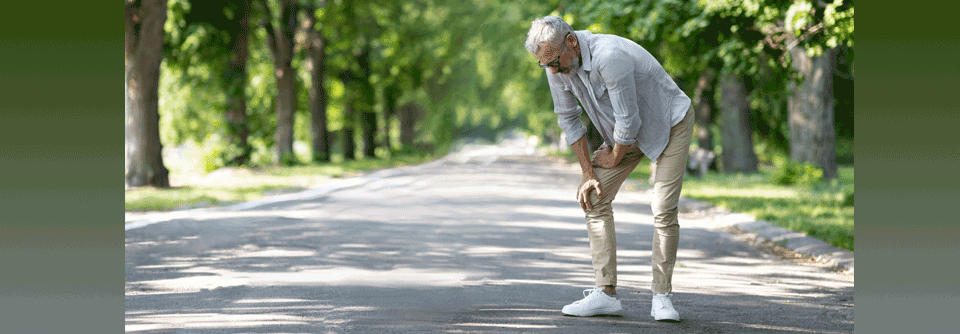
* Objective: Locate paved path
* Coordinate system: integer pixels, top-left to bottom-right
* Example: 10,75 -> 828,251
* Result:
125,140 -> 853,333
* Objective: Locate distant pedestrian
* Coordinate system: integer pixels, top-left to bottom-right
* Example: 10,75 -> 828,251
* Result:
524,16 -> 694,322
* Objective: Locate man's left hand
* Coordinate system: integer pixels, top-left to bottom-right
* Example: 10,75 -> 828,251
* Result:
592,144 -> 620,169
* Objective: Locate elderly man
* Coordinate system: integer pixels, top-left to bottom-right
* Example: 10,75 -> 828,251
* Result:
524,16 -> 694,322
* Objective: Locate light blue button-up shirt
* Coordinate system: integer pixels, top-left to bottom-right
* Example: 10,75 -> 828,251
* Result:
547,30 -> 691,161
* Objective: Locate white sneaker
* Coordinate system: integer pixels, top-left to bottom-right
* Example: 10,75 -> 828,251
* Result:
561,287 -> 623,316
651,293 -> 680,322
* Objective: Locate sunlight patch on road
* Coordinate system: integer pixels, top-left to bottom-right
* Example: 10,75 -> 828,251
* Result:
494,220 -> 584,231
453,322 -> 557,329
126,312 -> 319,332
234,298 -> 313,304
208,246 -> 319,259
133,266 -> 493,292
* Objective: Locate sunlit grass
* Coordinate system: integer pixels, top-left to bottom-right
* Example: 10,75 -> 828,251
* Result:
125,185 -> 295,211
678,165 -> 854,252
125,149 -> 441,212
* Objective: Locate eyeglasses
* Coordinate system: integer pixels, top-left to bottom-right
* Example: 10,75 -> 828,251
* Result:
538,32 -> 570,69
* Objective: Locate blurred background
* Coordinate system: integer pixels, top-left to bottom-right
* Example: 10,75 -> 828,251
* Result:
125,0 -> 853,250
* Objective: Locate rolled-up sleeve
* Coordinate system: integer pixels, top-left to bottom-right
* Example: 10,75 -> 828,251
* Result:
598,55 -> 641,146
547,72 -> 587,145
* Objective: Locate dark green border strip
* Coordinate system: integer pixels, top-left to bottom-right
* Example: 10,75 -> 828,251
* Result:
0,2 -> 122,333
855,0 -> 960,333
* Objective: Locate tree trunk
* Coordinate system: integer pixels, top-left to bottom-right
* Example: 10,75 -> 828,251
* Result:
694,70 -> 715,148
304,7 -> 329,162
357,45 -> 377,158
383,85 -> 399,150
225,0 -> 252,166
693,69 -> 718,171
789,46 -> 838,180
125,0 -> 170,188
362,111 -> 377,158
399,102 -> 421,146
343,104 -> 356,160
718,73 -> 758,173
269,0 -> 298,165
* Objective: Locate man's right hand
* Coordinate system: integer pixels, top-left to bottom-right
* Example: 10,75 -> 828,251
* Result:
578,174 -> 603,211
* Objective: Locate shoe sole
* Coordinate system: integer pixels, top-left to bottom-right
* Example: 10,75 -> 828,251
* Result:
562,305 -> 623,317
651,311 -> 680,322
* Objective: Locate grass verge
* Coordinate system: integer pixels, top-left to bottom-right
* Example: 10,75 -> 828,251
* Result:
125,149 -> 441,212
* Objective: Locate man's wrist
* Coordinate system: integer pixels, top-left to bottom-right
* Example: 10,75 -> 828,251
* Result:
611,143 -> 630,161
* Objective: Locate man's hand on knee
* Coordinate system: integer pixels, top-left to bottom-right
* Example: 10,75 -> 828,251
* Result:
578,176 -> 603,211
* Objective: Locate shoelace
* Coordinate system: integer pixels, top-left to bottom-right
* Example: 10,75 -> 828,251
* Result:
654,293 -> 674,310
572,287 -> 605,304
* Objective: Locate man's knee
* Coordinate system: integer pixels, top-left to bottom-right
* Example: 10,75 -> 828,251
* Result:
651,201 -> 679,228
583,203 -> 613,219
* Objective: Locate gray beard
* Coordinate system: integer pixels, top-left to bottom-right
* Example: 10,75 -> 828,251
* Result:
561,63 -> 579,76
560,57 -> 581,76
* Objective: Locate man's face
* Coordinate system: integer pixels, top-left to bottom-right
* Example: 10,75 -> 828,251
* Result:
538,35 -> 579,76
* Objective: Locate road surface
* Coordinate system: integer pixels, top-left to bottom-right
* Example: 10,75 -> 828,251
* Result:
125,137 -> 854,333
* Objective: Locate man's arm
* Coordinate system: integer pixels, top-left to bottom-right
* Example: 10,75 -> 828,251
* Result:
571,135 -> 603,211
596,49 -> 642,162
592,142 -> 630,169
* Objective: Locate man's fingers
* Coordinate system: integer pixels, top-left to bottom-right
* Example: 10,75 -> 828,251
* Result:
581,181 -> 600,211
577,189 -> 585,211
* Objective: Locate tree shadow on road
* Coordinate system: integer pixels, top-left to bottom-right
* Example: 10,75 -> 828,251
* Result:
126,159 -> 853,333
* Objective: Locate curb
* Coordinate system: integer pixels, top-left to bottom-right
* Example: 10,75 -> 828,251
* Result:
706,206 -> 854,274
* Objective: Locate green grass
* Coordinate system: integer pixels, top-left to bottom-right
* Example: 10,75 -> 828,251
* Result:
677,165 -> 854,252
125,149 -> 441,212
125,185 -> 295,211
552,149 -> 854,252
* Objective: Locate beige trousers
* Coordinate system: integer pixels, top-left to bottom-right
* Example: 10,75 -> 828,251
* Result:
580,108 -> 694,294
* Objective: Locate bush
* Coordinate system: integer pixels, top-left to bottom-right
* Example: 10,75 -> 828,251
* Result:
199,137 -> 227,174
842,190 -> 854,207
773,161 -> 824,186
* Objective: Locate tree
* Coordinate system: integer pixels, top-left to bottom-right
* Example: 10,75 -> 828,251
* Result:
224,0 -> 254,165
260,0 -> 299,165
789,46 -> 837,179
692,69 -> 718,170
126,0 -> 171,188
781,0 -> 854,179
302,2 -> 330,162
718,72 -> 759,173
164,0 -> 256,166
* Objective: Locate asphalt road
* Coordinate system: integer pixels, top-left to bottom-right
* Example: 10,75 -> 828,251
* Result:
125,138 -> 854,333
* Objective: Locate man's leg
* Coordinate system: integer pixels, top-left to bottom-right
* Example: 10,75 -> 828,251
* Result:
582,145 -> 643,289
561,145 -> 643,317
650,108 -> 695,295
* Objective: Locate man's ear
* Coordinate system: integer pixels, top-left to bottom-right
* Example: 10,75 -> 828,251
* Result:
567,33 -> 578,49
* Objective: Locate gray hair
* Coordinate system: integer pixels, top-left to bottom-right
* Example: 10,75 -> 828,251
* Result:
524,16 -> 574,56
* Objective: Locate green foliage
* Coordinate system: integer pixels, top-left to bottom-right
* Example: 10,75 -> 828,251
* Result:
841,189 -> 854,207
278,150 -> 300,166
155,0 -> 852,177
773,161 -> 824,186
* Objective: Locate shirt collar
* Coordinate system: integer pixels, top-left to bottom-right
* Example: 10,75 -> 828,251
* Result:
574,30 -> 592,72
